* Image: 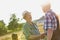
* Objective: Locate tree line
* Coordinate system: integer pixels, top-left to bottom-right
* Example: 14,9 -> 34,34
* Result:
0,14 -> 24,36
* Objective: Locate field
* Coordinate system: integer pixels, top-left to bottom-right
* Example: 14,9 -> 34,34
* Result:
0,23 -> 45,40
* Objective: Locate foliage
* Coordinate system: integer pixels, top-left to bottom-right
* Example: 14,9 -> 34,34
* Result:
8,14 -> 19,31
7,14 -> 24,32
17,23 -> 24,30
0,13 -> 24,36
0,20 -> 7,36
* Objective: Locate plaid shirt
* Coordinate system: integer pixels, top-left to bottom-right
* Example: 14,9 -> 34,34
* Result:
44,10 -> 57,31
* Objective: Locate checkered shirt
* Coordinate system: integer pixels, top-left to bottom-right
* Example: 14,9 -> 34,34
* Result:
44,10 -> 57,31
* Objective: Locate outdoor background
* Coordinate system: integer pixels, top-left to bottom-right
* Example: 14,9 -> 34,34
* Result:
0,0 -> 60,40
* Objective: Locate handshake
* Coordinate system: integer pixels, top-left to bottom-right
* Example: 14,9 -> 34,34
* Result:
40,33 -> 46,39
28,33 -> 46,40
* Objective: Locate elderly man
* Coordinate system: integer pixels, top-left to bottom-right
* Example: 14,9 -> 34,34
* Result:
42,3 -> 58,40
22,11 -> 45,40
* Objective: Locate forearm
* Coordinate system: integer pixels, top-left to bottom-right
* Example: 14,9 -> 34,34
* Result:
29,35 -> 40,40
47,28 -> 53,40
29,33 -> 46,40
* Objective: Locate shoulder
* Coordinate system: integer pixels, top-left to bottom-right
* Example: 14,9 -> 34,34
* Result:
23,23 -> 28,29
33,22 -> 37,25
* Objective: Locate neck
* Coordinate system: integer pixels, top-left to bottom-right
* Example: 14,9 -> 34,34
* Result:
45,9 -> 51,13
27,20 -> 33,25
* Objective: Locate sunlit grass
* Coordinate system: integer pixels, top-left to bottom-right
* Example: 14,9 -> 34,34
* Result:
0,23 -> 45,40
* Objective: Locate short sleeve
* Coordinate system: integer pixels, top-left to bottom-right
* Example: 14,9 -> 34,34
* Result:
23,24 -> 31,39
44,13 -> 52,30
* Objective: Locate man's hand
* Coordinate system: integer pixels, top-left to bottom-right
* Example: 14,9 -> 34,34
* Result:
29,33 -> 46,40
40,33 -> 46,39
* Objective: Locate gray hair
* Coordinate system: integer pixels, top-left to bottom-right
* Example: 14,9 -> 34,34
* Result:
22,10 -> 30,19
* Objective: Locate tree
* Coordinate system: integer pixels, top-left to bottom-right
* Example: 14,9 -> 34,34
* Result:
0,20 -> 7,36
17,23 -> 24,30
8,14 -> 19,31
0,20 -> 5,29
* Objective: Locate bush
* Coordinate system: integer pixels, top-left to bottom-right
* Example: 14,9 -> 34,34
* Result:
0,28 -> 7,36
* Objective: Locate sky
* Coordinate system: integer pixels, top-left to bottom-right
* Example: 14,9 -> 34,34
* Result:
0,0 -> 60,25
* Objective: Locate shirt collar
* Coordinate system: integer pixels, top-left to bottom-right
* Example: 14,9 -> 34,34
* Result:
45,9 -> 52,16
47,9 -> 52,13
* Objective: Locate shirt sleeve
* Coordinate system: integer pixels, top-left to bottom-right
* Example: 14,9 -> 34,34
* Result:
23,24 -> 31,39
44,13 -> 52,30
52,15 -> 57,30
